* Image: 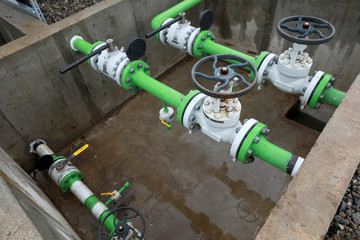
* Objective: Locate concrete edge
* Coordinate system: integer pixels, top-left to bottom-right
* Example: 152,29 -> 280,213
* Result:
255,74 -> 360,240
0,0 -> 121,57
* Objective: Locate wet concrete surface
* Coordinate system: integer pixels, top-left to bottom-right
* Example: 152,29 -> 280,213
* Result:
32,57 -> 320,239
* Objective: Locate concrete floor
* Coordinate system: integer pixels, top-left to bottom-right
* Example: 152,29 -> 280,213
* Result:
32,57 -> 321,239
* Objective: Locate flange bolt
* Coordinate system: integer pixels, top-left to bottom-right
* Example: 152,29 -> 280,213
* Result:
253,137 -> 260,144
315,103 -> 321,109
261,128 -> 270,135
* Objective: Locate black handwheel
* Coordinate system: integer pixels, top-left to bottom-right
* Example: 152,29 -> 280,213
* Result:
277,16 -> 335,45
98,207 -> 145,240
191,54 -> 257,99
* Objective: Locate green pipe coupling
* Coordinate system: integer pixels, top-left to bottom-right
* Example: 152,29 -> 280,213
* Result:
308,73 -> 345,109
230,119 -> 304,176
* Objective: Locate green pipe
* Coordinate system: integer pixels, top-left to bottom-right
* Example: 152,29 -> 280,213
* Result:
99,210 -> 118,233
72,38 -> 105,66
121,61 -> 185,108
251,135 -> 292,173
203,40 -> 256,64
151,0 -> 203,30
237,122 -> 298,174
320,86 -> 345,107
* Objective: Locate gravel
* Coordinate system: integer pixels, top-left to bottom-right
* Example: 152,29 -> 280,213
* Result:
325,165 -> 360,239
36,0 -> 104,24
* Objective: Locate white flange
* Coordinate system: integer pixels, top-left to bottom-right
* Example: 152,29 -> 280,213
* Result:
300,70 -> 324,109
257,53 -> 277,90
183,93 -> 206,129
230,118 -> 259,161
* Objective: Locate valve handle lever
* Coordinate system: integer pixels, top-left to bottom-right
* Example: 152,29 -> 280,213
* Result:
67,144 -> 89,162
145,14 -> 182,38
59,43 -> 109,74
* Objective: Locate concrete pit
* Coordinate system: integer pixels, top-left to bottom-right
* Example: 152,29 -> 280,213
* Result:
0,0 -> 359,239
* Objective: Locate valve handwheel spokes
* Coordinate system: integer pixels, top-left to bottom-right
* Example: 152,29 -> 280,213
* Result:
277,16 -> 335,45
191,54 -> 257,99
98,207 -> 145,240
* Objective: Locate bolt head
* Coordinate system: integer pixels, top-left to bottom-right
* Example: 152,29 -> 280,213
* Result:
245,156 -> 255,164
302,87 -> 307,93
128,86 -> 133,91
330,77 -> 336,83
198,53 -> 203,57
326,83 -> 331,89
198,45 -> 203,49
201,36 -> 206,41
126,78 -> 131,83
236,127 -> 241,133
227,112 -> 234,117
129,68 -> 135,73
303,22 -> 310,29
220,67 -> 229,75
215,113 -> 221,119
247,150 -> 253,156
320,94 -> 325,99
263,70 -> 268,76
211,36 -> 216,40
204,100 -> 210,105
137,63 -> 143,68
308,76 -> 313,82
144,66 -> 150,71
315,103 -> 321,109
253,137 -> 260,144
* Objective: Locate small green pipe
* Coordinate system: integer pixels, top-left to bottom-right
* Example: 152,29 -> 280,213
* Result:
151,0 -> 203,30
105,182 -> 130,206
99,210 -> 118,234
163,102 -> 169,113
73,38 -> 94,54
250,135 -> 292,172
320,86 -> 345,107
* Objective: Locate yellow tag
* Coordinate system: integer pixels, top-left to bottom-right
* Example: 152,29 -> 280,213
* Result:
73,144 -> 89,156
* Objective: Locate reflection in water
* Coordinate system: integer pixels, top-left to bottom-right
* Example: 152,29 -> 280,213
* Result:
237,197 -> 274,223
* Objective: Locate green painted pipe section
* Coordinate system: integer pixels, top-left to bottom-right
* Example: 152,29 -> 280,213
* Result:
151,0 -> 203,30
134,71 -> 185,108
99,210 -> 118,234
250,135 -> 292,172
203,41 -> 256,64
122,61 -> 185,108
320,86 -> 345,107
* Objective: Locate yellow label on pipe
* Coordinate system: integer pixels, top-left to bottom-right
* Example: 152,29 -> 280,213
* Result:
73,144 -> 89,156
101,192 -> 115,196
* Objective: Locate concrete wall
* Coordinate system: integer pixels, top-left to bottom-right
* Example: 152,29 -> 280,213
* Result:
1,0 -> 359,170
0,0 -> 203,170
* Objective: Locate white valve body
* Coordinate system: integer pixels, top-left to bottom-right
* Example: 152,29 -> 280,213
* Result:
94,46 -> 130,86
159,18 -> 200,56
258,43 -> 313,95
182,93 -> 242,144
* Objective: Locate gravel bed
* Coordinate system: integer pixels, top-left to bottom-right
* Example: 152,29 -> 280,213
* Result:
36,0 -> 104,24
325,164 -> 360,240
